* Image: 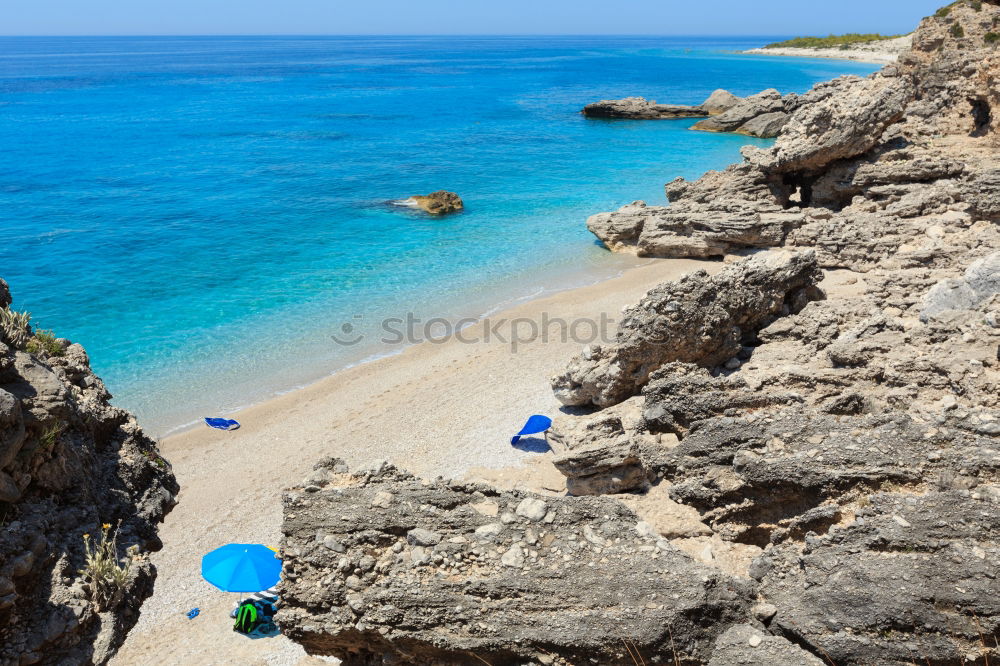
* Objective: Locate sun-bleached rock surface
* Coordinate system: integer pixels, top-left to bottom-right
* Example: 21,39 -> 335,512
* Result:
0,279 -> 177,665
277,459 -> 751,665
550,251 -> 823,409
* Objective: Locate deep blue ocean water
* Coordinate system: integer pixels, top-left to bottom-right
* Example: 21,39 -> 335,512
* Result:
0,36 -> 878,434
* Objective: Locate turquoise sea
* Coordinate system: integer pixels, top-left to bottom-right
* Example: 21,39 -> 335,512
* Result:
0,36 -> 878,434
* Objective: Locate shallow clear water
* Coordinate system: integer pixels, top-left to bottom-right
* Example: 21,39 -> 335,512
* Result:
0,36 -> 877,434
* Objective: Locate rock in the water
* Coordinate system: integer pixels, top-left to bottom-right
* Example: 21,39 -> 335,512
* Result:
691,88 -> 787,135
406,190 -> 464,215
277,462 -> 752,665
581,96 -> 708,119
551,251 -> 823,408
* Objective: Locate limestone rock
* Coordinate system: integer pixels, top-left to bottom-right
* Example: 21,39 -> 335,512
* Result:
920,251 -> 1000,321
744,76 -> 914,173
551,251 -> 823,408
701,88 -> 741,115
277,463 -> 752,665
691,88 -> 785,134
406,190 -> 463,215
581,96 -> 708,119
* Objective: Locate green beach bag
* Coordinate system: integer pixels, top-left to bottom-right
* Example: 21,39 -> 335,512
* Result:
233,600 -> 260,634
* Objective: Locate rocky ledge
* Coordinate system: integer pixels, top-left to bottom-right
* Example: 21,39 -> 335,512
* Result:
583,88 -> 799,138
0,279 -> 177,665
587,3 -> 1000,263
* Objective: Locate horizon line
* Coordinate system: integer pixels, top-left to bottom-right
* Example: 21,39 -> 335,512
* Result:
0,32 -> 801,39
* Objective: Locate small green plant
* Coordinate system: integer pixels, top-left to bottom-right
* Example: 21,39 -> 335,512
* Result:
971,0 -> 983,11
986,32 -> 1000,44
951,22 -> 966,38
937,6 -> 952,17
39,423 -> 64,451
26,329 -> 64,357
0,307 -> 31,348
79,522 -> 140,610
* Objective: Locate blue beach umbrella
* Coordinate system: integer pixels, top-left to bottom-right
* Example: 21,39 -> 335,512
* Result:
201,544 -> 282,593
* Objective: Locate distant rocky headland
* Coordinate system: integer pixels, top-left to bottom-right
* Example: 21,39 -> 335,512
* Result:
276,2 -> 1000,664
745,33 -> 915,64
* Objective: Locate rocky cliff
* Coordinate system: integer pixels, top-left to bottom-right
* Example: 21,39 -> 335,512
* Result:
277,3 -> 1000,664
0,279 -> 177,665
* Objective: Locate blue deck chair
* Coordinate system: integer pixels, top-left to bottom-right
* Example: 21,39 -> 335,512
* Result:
511,415 -> 552,445
205,417 -> 240,431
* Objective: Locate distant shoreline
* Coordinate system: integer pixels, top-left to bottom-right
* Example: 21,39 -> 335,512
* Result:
741,34 -> 913,65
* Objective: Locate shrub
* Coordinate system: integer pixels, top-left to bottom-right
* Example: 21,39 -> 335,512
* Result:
79,522 -> 140,610
986,32 -> 1000,44
951,22 -> 966,38
972,0 -> 983,11
0,308 -> 31,348
26,329 -> 64,357
937,6 -> 951,17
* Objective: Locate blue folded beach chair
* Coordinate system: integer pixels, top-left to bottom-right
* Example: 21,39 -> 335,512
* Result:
205,417 -> 240,431
511,414 -> 552,445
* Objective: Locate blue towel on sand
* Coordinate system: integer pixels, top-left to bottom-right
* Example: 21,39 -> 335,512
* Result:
511,415 -> 552,445
204,417 -> 240,431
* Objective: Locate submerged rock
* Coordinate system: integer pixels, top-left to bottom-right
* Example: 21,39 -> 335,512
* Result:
405,190 -> 464,215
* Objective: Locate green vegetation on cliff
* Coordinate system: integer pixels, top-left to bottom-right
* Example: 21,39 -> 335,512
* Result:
763,33 -> 903,49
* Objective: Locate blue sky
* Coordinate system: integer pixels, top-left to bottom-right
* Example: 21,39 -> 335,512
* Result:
3,0 -> 948,36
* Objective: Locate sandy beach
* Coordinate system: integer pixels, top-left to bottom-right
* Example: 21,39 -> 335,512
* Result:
109,255 -> 717,666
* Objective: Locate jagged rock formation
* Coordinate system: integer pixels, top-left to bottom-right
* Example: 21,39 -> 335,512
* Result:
545,3 -> 1000,663
404,191 -> 464,215
550,251 -> 824,408
279,3 -> 1000,664
0,278 -> 177,665
583,88 -> 796,136
588,1 -> 1000,266
277,459 -> 752,665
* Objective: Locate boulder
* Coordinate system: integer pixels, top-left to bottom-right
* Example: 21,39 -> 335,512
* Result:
691,88 -> 786,133
744,76 -> 914,173
708,624 -> 824,666
701,88 -> 742,115
406,190 -> 463,215
551,251 -> 823,408
277,461 -> 753,665
734,111 -> 789,138
920,251 -> 1000,321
